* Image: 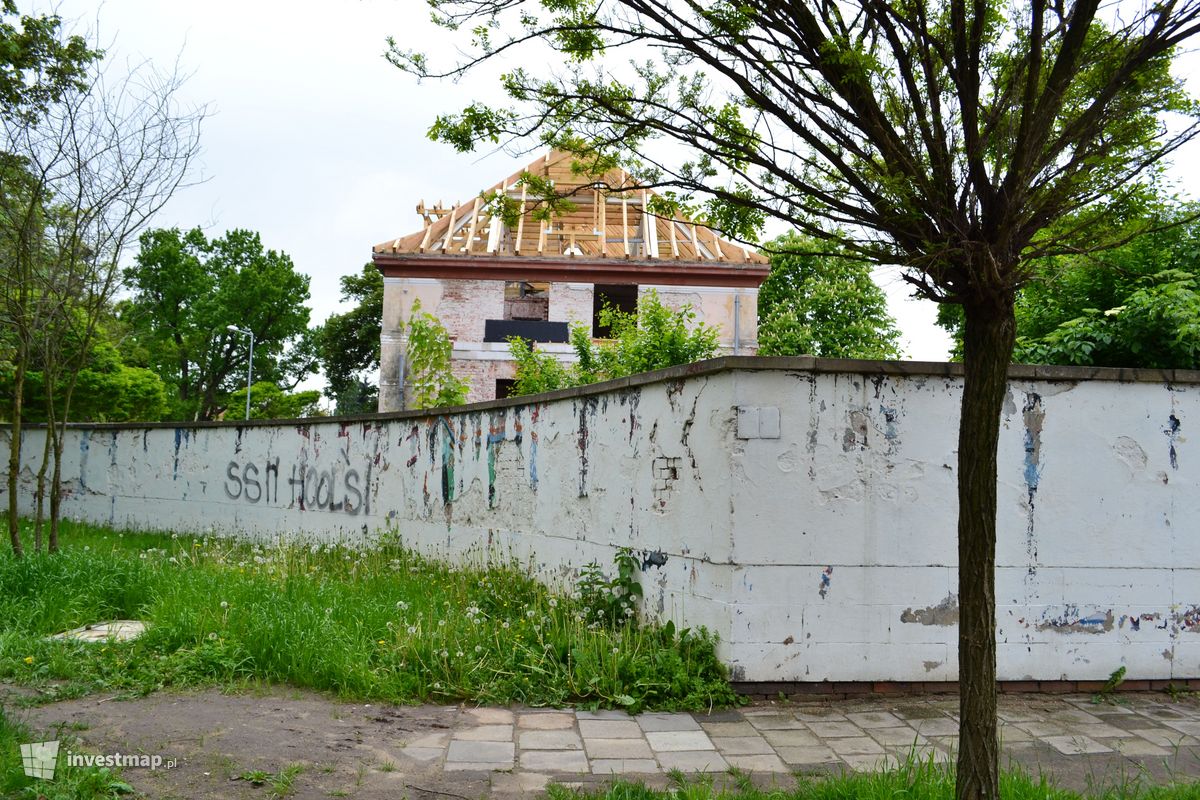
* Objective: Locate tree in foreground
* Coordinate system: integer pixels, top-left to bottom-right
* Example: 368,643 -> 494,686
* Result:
1,4 -> 202,555
759,232 -> 902,359
392,2 -> 1200,797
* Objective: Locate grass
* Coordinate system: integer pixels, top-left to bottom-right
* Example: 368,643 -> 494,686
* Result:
0,518 -> 737,711
545,757 -> 1200,800
0,704 -> 133,799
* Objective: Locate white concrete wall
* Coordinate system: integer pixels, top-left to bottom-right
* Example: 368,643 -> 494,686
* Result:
2,358 -> 1196,684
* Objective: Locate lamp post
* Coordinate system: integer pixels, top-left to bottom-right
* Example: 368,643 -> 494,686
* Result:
227,325 -> 254,420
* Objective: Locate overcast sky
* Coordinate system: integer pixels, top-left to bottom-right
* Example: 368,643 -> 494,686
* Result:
42,0 -> 1200,374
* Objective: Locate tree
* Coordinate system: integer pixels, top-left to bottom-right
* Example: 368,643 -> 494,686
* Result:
393,3 -> 1200,797
759,232 -> 902,359
404,300 -> 468,409
227,381 -> 324,420
319,263 -> 382,414
0,2 -> 101,559
937,207 -> 1200,367
1,8 -> 201,556
122,227 -> 317,421
508,289 -> 719,395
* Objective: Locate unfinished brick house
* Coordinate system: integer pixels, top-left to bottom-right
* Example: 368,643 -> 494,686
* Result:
372,151 -> 770,409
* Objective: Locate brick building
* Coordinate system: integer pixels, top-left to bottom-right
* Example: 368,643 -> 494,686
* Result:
372,151 -> 770,409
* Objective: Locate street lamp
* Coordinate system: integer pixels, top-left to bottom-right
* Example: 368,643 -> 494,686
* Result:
227,325 -> 254,420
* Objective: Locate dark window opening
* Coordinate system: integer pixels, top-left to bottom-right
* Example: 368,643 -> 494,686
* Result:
495,379 -> 517,399
504,281 -> 549,321
593,284 -> 638,338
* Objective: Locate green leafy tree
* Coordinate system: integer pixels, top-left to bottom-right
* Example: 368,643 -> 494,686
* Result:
2,7 -> 199,557
759,232 -> 902,359
405,300 -> 468,409
122,227 -> 317,421
227,381 -> 324,420
395,2 -> 1200,796
319,264 -> 382,414
937,209 -> 1200,368
0,2 -> 102,559
508,290 -> 719,395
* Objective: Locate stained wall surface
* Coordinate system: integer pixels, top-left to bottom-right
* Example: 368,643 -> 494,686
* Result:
2,357 -> 1195,682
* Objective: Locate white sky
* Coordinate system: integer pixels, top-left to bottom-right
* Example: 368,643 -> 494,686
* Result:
42,0 -> 1200,377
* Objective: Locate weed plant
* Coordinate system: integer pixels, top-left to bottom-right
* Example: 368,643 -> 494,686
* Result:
546,754 -> 1200,800
0,519 -> 737,711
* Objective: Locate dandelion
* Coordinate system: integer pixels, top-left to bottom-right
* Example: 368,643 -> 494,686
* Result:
526,610 -> 535,618
207,632 -> 217,641
220,601 -> 229,609
139,553 -> 148,560
456,651 -> 464,658
612,648 -> 620,654
23,656 -> 33,665
474,645 -> 483,653
407,626 -> 417,635
501,621 -> 510,629
623,607 -> 635,616
438,620 -> 446,627
396,600 -> 409,611
433,682 -> 442,689
168,557 -> 178,564
440,649 -> 449,658
548,598 -> 558,608
325,608 -> 333,616
378,640 -> 386,645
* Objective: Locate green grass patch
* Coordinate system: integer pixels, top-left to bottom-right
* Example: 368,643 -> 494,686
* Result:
0,704 -> 134,799
0,519 -> 737,711
546,757 -> 1200,800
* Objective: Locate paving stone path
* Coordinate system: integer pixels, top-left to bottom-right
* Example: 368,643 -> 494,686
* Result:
405,693 -> 1200,792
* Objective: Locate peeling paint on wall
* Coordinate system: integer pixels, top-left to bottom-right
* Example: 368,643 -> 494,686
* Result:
900,594 -> 959,626
1165,413 -> 1182,470
818,566 -> 833,599
1035,607 -> 1115,634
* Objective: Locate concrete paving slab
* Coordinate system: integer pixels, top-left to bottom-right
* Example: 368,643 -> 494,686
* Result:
519,730 -> 583,750
645,730 -> 716,751
656,750 -> 729,772
583,738 -> 654,759
579,719 -> 642,738
712,736 -> 774,755
519,750 -> 590,773
591,759 -> 661,774
637,713 -> 703,732
519,713 -> 576,730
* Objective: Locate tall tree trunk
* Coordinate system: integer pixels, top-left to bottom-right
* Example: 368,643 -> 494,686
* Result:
33,423 -> 52,553
7,348 -> 26,559
48,419 -> 63,553
955,297 -> 1016,800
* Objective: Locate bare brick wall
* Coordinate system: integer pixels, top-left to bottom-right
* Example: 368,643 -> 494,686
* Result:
451,358 -> 517,404
435,280 -> 505,342
549,282 -> 593,326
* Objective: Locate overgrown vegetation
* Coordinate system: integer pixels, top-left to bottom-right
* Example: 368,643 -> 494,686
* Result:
938,208 -> 1200,369
403,299 -> 468,409
546,759 -> 1200,800
0,520 -> 736,712
0,705 -> 133,799
508,290 -> 719,396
